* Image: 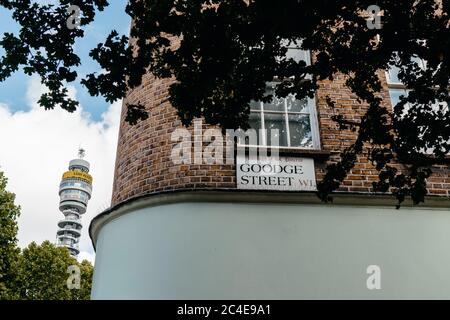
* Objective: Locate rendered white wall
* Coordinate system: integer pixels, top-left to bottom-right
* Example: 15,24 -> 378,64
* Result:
91,202 -> 450,299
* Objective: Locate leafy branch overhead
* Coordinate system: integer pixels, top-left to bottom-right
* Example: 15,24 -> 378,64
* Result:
1,0 -> 449,205
0,0 -> 108,111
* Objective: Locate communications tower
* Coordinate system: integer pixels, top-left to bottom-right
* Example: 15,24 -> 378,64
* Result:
56,149 -> 93,257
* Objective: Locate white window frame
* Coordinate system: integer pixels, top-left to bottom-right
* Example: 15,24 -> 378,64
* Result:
245,49 -> 321,150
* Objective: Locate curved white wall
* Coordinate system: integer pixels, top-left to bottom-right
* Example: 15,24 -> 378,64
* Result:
91,202 -> 450,299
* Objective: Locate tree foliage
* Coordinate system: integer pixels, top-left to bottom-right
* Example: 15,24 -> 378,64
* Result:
0,170 -> 93,300
73,259 -> 94,300
0,0 -> 108,112
1,0 -> 450,205
0,170 -> 21,299
14,241 -> 93,300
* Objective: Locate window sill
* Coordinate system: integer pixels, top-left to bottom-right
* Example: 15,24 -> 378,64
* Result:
236,145 -> 331,160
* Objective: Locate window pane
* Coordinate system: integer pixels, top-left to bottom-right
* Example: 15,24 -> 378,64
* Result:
247,112 -> 262,145
389,89 -> 406,108
389,89 -> 411,118
387,57 -> 427,84
264,113 -> 288,147
263,84 -> 285,112
286,48 -> 309,63
249,100 -> 261,111
264,96 -> 285,112
288,114 -> 313,148
387,66 -> 401,84
286,94 -> 309,113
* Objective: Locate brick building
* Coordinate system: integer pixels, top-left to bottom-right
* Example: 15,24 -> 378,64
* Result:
90,47 -> 450,299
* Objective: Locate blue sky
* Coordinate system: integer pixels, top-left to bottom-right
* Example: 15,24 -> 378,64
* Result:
0,0 -> 131,121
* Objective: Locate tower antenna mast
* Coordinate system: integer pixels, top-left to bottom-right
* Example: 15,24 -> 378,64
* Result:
78,147 -> 86,159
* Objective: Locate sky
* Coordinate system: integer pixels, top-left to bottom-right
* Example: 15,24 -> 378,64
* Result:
0,1 -> 131,262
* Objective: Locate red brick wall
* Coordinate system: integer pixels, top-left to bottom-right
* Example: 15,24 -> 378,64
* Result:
111,70 -> 450,205
112,73 -> 236,204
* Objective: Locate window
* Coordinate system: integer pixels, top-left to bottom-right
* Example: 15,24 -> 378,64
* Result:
387,57 -> 425,114
247,47 -> 320,149
386,57 -> 427,85
386,56 -> 449,154
388,88 -> 411,112
386,56 -> 446,112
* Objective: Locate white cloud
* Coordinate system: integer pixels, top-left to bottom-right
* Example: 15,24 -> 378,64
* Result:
0,76 -> 121,263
